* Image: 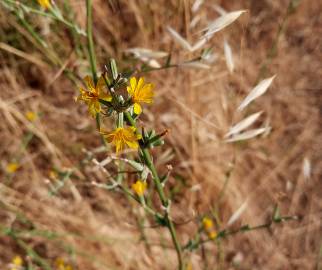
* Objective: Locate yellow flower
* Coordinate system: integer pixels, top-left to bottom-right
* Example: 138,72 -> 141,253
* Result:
25,111 -> 37,122
55,258 -> 73,270
208,230 -> 217,240
186,262 -> 193,270
37,0 -> 51,9
101,127 -> 141,153
127,77 -> 154,114
132,180 -> 147,196
77,75 -> 112,117
202,217 -> 213,230
49,170 -> 58,180
6,162 -> 19,174
10,255 -> 23,270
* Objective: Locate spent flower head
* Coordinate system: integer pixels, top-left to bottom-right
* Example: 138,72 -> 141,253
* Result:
77,75 -> 112,117
127,77 -> 154,114
100,126 -> 141,153
132,180 -> 147,196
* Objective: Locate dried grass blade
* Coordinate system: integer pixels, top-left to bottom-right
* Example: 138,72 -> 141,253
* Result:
225,111 -> 263,138
225,127 -> 268,142
224,39 -> 234,73
167,26 -> 192,51
203,10 -> 246,37
227,200 -> 248,226
237,75 -> 276,111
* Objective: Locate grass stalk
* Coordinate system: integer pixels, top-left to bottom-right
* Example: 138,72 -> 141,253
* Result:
86,0 -> 97,83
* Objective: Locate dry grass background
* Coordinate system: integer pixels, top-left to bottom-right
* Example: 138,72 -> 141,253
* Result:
0,0 -> 321,269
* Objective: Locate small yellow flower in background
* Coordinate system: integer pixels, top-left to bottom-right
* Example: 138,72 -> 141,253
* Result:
186,262 -> 193,270
127,77 -> 154,114
37,0 -> 51,9
132,180 -> 147,196
49,169 -> 58,180
77,75 -> 112,117
25,111 -> 37,122
208,231 -> 217,240
202,217 -> 213,230
10,255 -> 23,270
202,216 -> 217,239
6,162 -> 19,174
55,258 -> 73,270
100,127 -> 141,153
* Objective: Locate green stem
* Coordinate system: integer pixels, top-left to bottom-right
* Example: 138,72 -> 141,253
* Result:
117,112 -> 124,128
124,112 -> 184,270
86,0 -> 97,83
183,215 -> 297,251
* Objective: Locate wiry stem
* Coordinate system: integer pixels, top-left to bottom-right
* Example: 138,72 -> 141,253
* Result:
86,0 -> 97,83
125,112 -> 184,270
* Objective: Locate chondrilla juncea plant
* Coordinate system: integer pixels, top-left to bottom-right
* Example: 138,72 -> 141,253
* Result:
0,0 -> 302,269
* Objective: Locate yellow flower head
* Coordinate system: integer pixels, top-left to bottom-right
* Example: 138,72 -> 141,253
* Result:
55,258 -> 73,270
127,77 -> 154,114
49,169 -> 58,180
100,127 -> 141,153
10,255 -> 23,270
6,162 -> 19,174
12,256 -> 23,266
208,230 -> 217,240
186,262 -> 193,270
37,0 -> 51,9
202,217 -> 213,230
132,180 -> 147,196
77,75 -> 112,117
25,111 -> 37,122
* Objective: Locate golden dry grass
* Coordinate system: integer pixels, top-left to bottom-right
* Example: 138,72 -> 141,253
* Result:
0,0 -> 321,269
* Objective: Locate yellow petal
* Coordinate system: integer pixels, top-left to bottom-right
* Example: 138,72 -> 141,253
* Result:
84,76 -> 95,91
88,102 -> 100,117
94,101 -> 101,113
133,103 -> 142,114
96,75 -> 106,91
115,140 -> 124,153
125,139 -> 139,149
137,77 -> 145,91
77,88 -> 86,101
99,92 -> 112,102
37,0 -> 51,9
130,77 -> 137,91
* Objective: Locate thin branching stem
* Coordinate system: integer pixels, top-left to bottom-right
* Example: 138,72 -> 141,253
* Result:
125,112 -> 184,270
